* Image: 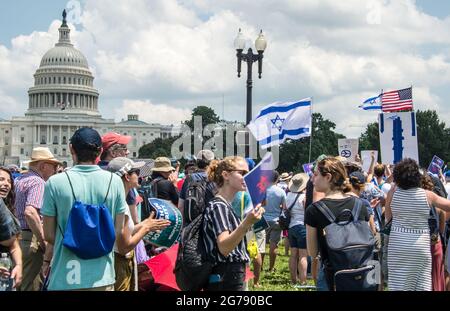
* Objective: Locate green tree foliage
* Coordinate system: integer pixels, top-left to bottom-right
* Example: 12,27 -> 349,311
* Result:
416,110 -> 450,167
138,136 -> 180,159
277,113 -> 345,173
357,110 -> 450,167
185,106 -> 220,130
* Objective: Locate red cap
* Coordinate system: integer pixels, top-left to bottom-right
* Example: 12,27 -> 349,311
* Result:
101,132 -> 132,151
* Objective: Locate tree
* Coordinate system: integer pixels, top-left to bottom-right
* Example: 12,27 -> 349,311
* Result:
138,136 -> 180,159
185,106 -> 220,130
277,113 -> 346,173
357,110 -> 450,167
416,110 -> 450,167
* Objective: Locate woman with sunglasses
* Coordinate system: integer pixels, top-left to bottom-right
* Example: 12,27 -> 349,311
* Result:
107,158 -> 171,291
203,156 -> 265,291
0,167 -> 22,290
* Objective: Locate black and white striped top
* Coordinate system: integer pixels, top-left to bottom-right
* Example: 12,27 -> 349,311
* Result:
203,196 -> 250,264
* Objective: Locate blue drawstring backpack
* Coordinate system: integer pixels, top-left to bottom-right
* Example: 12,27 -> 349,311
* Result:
59,172 -> 116,260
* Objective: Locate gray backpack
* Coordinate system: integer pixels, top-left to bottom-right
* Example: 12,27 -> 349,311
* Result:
315,199 -> 377,291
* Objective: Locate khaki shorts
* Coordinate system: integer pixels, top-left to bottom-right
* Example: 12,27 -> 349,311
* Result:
114,251 -> 135,291
266,221 -> 282,245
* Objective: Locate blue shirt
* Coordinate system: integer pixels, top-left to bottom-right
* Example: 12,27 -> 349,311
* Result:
264,185 -> 287,221
41,165 -> 127,290
231,191 -> 252,220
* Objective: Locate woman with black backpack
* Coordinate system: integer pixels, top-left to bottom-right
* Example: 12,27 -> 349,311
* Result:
202,156 -> 264,291
305,157 -> 372,291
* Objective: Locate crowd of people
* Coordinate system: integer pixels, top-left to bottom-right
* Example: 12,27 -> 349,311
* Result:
1,126 -> 450,291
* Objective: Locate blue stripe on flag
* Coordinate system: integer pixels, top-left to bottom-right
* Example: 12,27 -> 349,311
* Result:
256,100 -> 311,119
259,127 -> 310,146
363,106 -> 382,110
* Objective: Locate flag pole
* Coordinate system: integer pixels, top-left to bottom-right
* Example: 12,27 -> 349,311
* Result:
308,97 -> 313,163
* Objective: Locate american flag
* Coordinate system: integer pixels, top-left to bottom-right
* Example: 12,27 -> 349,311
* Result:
381,87 -> 413,112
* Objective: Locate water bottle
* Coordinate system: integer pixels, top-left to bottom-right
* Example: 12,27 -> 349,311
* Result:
0,253 -> 12,291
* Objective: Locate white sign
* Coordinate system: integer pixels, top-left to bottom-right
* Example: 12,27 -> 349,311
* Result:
361,150 -> 379,172
338,139 -> 359,161
379,112 -> 419,165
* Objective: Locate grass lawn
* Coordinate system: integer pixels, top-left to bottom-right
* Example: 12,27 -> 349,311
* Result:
248,238 -> 316,291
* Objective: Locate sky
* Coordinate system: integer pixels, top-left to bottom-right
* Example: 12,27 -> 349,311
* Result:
1,0 -> 450,138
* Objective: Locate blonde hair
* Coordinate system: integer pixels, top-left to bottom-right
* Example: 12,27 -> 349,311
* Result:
207,156 -> 245,187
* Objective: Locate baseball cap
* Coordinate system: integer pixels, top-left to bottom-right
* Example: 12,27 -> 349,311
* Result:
108,157 -> 146,177
102,132 -> 132,151
349,171 -> 366,185
197,150 -> 215,162
245,158 -> 255,170
70,128 -> 102,151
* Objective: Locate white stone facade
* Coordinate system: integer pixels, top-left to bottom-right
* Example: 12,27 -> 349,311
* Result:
0,12 -> 173,167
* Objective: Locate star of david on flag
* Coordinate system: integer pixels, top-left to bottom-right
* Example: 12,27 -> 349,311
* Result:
359,94 -> 382,110
270,115 -> 285,131
247,98 -> 312,149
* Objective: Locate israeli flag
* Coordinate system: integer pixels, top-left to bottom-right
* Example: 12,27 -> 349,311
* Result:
247,98 -> 312,149
360,95 -> 382,110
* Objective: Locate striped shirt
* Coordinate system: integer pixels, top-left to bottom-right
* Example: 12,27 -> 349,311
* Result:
203,196 -> 250,264
14,169 -> 45,230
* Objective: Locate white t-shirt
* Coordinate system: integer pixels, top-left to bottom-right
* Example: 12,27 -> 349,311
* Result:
445,184 -> 450,200
114,204 -> 135,257
286,192 -> 306,228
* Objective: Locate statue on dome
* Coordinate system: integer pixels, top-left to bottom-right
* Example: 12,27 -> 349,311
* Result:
62,9 -> 67,24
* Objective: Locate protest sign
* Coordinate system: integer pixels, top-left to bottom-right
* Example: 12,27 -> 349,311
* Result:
302,162 -> 314,176
244,152 -> 274,233
379,112 -> 419,164
361,150 -> 378,172
338,139 -> 359,161
428,155 -> 444,176
144,198 -> 183,248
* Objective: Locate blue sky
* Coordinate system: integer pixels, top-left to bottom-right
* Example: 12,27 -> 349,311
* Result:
1,0 -> 450,138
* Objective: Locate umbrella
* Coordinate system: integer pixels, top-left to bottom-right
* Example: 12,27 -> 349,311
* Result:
144,243 -> 180,291
144,243 -> 255,290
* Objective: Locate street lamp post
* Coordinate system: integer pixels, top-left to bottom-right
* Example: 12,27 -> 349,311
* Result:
234,29 -> 267,125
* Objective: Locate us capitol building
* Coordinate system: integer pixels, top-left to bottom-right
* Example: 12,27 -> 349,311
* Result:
0,11 -> 179,166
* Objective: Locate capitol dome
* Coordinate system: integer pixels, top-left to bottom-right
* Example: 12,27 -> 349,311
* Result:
40,45 -> 89,69
27,10 -> 100,117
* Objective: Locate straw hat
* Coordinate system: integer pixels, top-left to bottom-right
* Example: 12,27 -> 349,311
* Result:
152,157 -> 175,172
23,147 -> 61,165
279,172 -> 292,182
288,173 -> 309,193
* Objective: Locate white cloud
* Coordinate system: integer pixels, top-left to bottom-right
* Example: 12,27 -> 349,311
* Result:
114,99 -> 191,125
1,0 -> 450,138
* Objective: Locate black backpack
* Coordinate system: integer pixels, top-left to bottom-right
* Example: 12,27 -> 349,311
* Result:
183,173 -> 216,226
138,177 -> 163,221
174,199 -> 214,291
314,199 -> 377,291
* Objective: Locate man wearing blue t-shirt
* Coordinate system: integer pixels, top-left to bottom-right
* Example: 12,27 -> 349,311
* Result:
263,171 -> 286,273
42,128 -> 127,291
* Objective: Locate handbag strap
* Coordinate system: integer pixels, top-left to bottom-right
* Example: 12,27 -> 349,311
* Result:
288,192 -> 302,210
65,171 -> 77,201
103,173 -> 114,204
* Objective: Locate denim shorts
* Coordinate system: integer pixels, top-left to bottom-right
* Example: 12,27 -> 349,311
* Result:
288,224 -> 307,249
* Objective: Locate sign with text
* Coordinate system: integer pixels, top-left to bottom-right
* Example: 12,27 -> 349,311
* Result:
361,150 -> 379,173
302,162 -> 314,176
338,139 -> 359,161
379,112 -> 419,165
428,155 -> 444,176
